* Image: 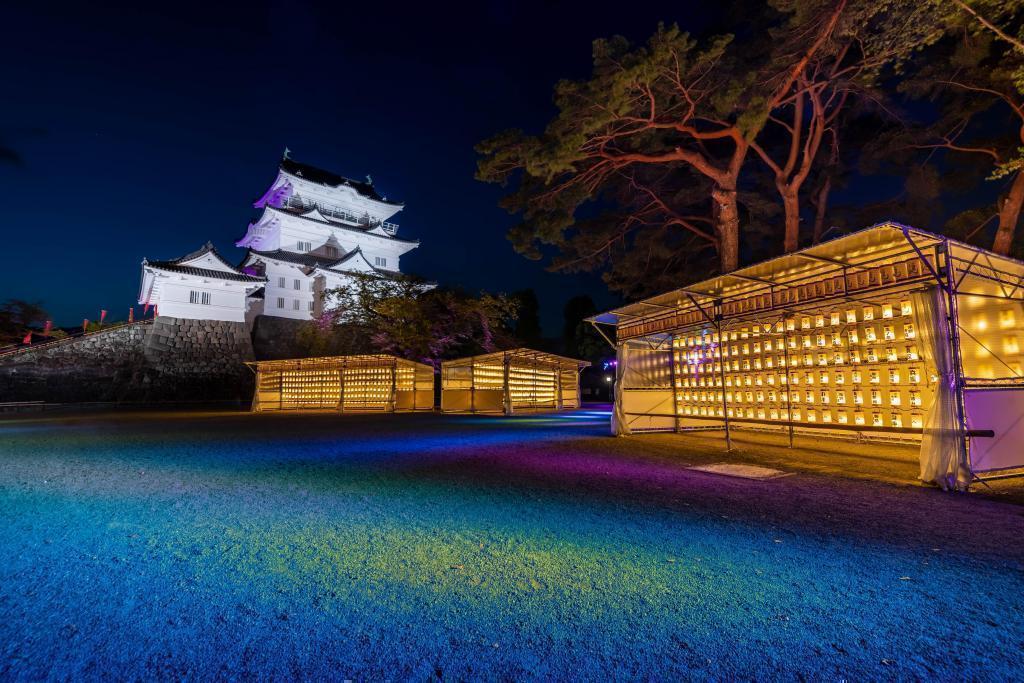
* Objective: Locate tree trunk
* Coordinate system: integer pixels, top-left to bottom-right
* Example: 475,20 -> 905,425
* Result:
712,186 -> 740,272
781,188 -> 800,253
811,175 -> 832,244
993,171 -> 1024,255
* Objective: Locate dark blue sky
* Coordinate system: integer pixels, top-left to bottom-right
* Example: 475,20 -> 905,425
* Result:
1,0 -> 715,333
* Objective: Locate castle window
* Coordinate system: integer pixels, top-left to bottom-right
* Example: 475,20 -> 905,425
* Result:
188,290 -> 210,305
325,246 -> 338,257
278,277 -> 286,288
293,279 -> 301,290
375,256 -> 387,267
292,299 -> 300,310
308,300 -> 314,311
297,241 -> 312,252
277,297 -> 285,309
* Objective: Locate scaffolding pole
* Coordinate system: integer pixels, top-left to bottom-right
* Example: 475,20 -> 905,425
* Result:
715,308 -> 733,452
940,240 -> 971,484
502,354 -> 512,416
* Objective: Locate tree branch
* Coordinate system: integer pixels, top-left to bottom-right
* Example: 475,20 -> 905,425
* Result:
954,0 -> 1024,53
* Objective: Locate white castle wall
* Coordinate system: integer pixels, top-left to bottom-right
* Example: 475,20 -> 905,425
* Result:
153,280 -> 251,322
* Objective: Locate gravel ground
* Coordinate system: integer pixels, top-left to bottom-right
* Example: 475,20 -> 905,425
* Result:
1,407 -> 1023,680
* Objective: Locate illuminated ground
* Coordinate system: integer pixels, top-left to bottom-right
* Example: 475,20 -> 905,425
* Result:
1,407 -> 1023,679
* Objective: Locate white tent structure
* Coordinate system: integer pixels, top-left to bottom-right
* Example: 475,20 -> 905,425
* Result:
441,349 -> 589,415
589,222 -> 1024,491
247,355 -> 434,413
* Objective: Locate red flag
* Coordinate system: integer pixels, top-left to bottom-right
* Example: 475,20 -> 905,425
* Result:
83,319 -> 89,332
43,320 -> 52,336
100,310 -> 108,324
128,308 -> 134,323
22,332 -> 32,345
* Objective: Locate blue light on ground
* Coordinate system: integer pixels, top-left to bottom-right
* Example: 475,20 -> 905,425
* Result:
0,409 -> 1021,679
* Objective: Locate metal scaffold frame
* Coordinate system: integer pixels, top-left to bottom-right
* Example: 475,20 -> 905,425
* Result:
246,354 -> 435,413
589,222 -> 1024,490
440,348 -> 590,415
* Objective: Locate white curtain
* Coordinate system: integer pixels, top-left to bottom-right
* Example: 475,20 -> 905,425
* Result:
914,286 -> 970,491
612,342 -> 631,436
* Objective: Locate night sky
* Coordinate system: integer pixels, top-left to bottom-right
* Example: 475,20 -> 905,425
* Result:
1,0 -> 718,334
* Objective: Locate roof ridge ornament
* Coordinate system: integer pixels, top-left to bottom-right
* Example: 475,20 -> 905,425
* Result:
283,146 -> 292,160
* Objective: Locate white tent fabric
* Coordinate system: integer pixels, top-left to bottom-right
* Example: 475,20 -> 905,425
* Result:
914,287 -> 970,491
612,342 -> 630,436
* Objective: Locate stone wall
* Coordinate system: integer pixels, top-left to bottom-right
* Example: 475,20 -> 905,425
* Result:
0,317 -> 256,404
0,323 -> 150,403
250,315 -> 313,360
144,317 -> 254,373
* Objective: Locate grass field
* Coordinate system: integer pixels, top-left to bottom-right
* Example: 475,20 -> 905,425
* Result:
1,407 -> 1022,680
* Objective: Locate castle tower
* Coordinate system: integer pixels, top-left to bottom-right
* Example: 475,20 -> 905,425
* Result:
235,155 -> 422,320
139,152 -> 424,324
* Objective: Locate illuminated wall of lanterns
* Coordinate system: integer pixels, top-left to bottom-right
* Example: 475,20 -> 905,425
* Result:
261,367 -> 341,410
956,293 -> 1024,380
478,363 -> 562,408
674,300 -> 935,432
454,362 -> 560,408
441,350 -> 588,412
251,356 -> 434,412
606,224 -> 1024,464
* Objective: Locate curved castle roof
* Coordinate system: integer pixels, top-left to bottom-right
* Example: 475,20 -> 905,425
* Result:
279,158 -> 403,207
144,242 -> 266,283
242,246 -> 391,277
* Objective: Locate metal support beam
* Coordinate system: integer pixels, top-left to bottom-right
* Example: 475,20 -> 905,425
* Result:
555,363 -> 563,411
901,226 -> 944,285
668,333 -> 680,433
589,320 -> 617,350
780,307 -> 795,449
685,293 -> 716,327
795,252 -> 871,272
730,273 -> 781,287
502,354 -> 511,416
389,358 -> 398,413
714,302 -> 733,452
940,240 -> 971,487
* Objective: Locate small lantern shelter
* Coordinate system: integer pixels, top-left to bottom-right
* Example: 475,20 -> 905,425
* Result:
588,222 -> 1024,490
247,354 -> 434,412
441,348 -> 590,414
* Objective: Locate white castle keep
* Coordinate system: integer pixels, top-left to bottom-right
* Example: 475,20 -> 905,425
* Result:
138,153 -> 422,324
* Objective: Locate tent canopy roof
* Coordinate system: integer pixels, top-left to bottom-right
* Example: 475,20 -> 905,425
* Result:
589,222 -> 1024,327
443,348 -> 591,370
246,354 -> 432,372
